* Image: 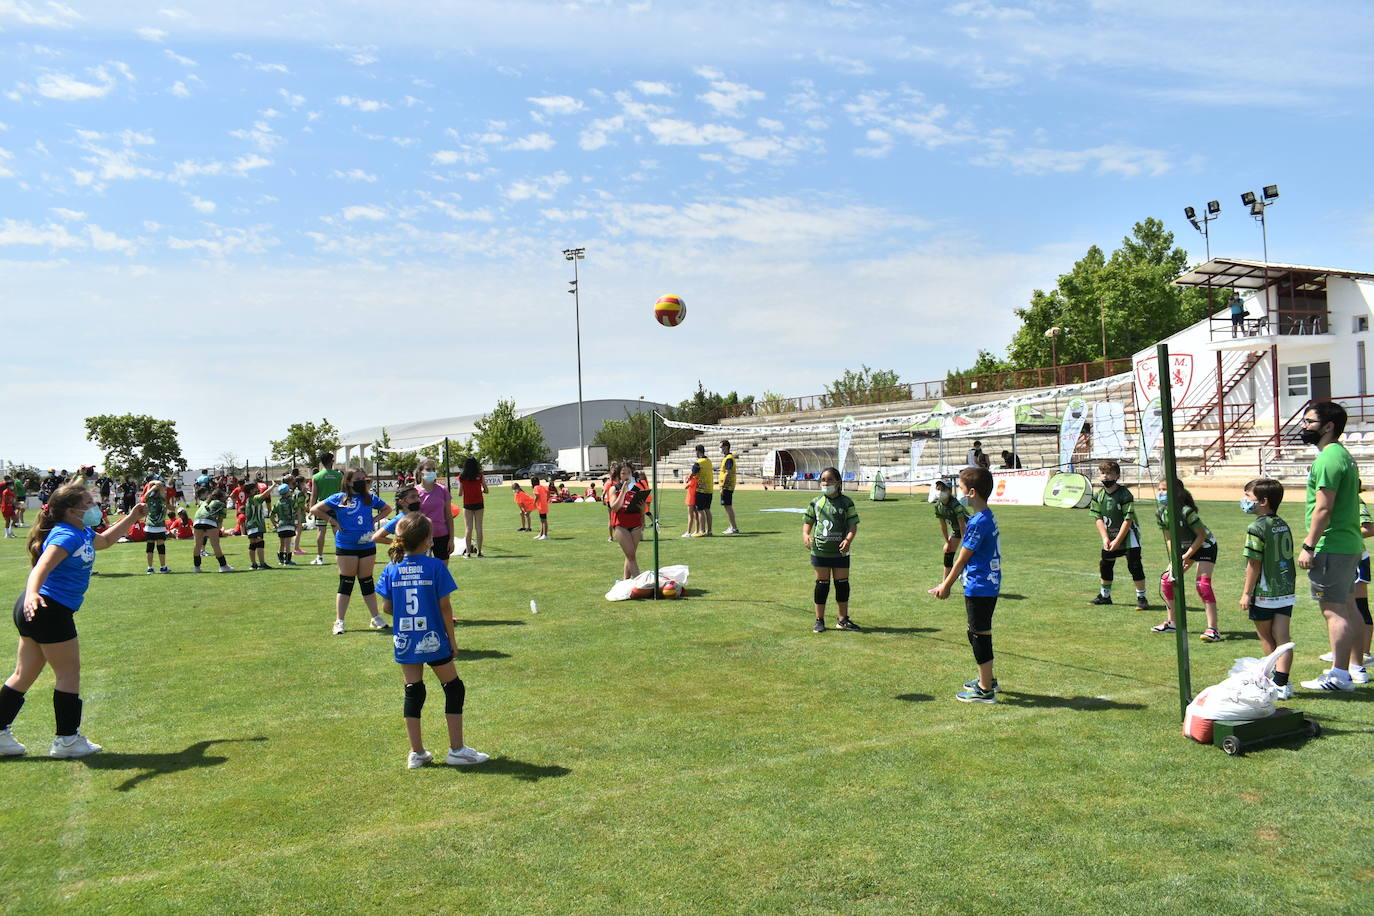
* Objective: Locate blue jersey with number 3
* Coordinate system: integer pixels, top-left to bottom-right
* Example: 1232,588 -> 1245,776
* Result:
325,492 -> 388,550
376,554 -> 457,664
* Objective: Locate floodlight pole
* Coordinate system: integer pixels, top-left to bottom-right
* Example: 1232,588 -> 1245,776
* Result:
1157,343 -> 1193,719
650,411 -> 660,600
563,247 -> 587,479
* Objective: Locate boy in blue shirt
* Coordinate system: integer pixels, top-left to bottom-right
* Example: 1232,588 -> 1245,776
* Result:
929,466 -> 1002,703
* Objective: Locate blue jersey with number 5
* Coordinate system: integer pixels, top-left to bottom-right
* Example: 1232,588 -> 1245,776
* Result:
376,554 -> 457,664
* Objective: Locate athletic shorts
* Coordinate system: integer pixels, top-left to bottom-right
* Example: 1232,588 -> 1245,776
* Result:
694,492 -> 713,511
810,554 -> 850,569
1101,546 -> 1141,560
538,512 -> 548,521
276,528 -> 296,537
336,545 -> 377,558
431,535 -> 453,561
422,654 -> 454,668
193,523 -> 219,532
1248,602 -> 1293,622
2,511 -> 14,522
965,594 -> 998,632
614,524 -> 643,534
719,489 -> 734,507
1309,552 -> 1360,602
463,503 -> 484,512
1357,556 -> 1370,585
144,529 -> 167,541
12,593 -> 79,644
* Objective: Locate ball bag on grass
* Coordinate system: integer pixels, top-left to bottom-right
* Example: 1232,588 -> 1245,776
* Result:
1183,642 -> 1294,743
606,565 -> 690,601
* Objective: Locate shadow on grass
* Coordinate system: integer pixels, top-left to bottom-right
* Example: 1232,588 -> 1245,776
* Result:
999,593 -> 1027,600
901,631 -> 1178,688
894,693 -> 934,703
997,691 -> 1147,711
461,619 -> 527,627
456,649 -> 511,661
454,757 -> 571,782
90,573 -> 136,579
480,554 -> 532,559
865,626 -> 940,634
1301,690 -> 1374,703
714,531 -> 782,537
3,737 -> 269,792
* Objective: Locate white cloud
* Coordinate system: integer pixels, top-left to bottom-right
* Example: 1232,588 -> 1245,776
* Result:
230,153 -> 271,174
431,148 -> 488,166
187,195 -> 216,213
946,0 -> 1035,21
332,168 -> 377,182
0,149 -> 12,178
163,48 -> 197,66
633,81 -> 674,96
647,119 -> 746,146
87,223 -> 136,254
50,207 -> 85,221
695,66 -> 764,117
278,89 -> 305,108
341,204 -> 388,221
0,218 -> 83,249
596,195 -> 917,246
136,26 -> 166,41
527,95 -> 585,115
348,51 -> 379,66
971,142 -> 1175,177
257,62 -> 289,74
505,132 -> 555,151
165,224 -> 277,258
1,1 -> 82,28
336,95 -> 387,112
816,52 -> 874,76
502,171 -> 571,201
169,80 -> 190,98
158,8 -> 189,19
580,116 -> 624,151
35,66 -> 117,101
229,120 -> 283,153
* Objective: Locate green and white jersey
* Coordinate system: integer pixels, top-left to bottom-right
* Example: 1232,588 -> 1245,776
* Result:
195,499 -> 226,525
144,491 -> 167,531
1243,514 -> 1296,607
1361,499 -> 1371,561
273,493 -> 298,530
1155,502 -> 1216,550
933,496 -> 970,533
1090,485 -> 1139,546
244,493 -> 268,534
804,494 -> 859,557
313,468 -> 343,501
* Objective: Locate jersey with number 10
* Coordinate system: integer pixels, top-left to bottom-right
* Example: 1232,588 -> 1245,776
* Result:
1242,514 -> 1295,607
376,554 -> 457,664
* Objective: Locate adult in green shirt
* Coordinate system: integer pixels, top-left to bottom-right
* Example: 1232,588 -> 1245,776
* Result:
309,452 -> 343,565
1297,401 -> 1364,691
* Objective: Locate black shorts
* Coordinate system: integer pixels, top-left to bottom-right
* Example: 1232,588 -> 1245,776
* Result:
810,554 -> 851,569
1190,543 -> 1219,565
965,594 -> 998,632
463,503 -> 484,512
143,530 -> 167,541
425,654 -> 454,668
336,546 -> 377,558
277,528 -> 296,537
538,513 -> 548,521
1248,602 -> 1294,622
13,593 -> 79,644
694,492 -> 713,510
719,488 -> 734,507
193,523 -> 219,532
431,535 -> 453,560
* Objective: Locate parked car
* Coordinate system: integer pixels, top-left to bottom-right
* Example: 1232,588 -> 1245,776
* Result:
514,461 -> 569,482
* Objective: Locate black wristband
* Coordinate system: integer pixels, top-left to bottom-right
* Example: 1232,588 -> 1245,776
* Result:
1301,543 -> 1314,553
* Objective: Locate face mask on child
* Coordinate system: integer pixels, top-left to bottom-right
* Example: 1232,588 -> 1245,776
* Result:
1239,498 -> 1257,514
957,493 -> 971,507
82,506 -> 102,527
822,483 -> 839,496
1156,493 -> 1168,504
352,479 -> 370,495
405,501 -> 421,512
423,471 -> 438,483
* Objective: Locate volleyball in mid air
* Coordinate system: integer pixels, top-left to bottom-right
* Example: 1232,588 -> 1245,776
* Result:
654,295 -> 686,327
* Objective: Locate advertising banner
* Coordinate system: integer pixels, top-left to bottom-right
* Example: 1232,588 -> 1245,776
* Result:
988,469 -> 1052,507
1043,472 -> 1093,509
1059,397 -> 1089,467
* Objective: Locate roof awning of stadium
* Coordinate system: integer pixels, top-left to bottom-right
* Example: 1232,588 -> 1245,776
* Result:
1173,257 -> 1374,293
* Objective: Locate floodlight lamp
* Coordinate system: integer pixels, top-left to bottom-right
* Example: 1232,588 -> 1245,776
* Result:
1207,200 -> 1221,214
1250,201 -> 1264,217
1189,218 -> 1201,231
1263,185 -> 1279,201
1241,191 -> 1257,206
1184,206 -> 1196,220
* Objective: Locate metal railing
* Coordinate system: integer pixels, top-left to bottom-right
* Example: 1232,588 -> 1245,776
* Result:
1209,308 -> 1329,341
1258,394 -> 1374,473
1196,404 -> 1256,474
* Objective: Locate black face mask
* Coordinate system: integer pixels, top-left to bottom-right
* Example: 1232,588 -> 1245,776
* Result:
1102,477 -> 1118,488
352,480 -> 370,494
405,501 -> 421,512
1299,427 -> 1323,446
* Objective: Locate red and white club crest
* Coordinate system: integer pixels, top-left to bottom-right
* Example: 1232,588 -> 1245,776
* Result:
1135,353 -> 1194,404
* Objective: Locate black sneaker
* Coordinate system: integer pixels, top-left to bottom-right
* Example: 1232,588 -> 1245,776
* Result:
835,618 -> 861,631
1088,594 -> 1113,606
1135,595 -> 1150,610
813,619 -> 825,633
963,677 -> 1000,693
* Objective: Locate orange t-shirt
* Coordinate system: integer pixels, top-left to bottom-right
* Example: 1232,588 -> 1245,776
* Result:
514,491 -> 535,512
533,484 -> 550,513
684,475 -> 698,506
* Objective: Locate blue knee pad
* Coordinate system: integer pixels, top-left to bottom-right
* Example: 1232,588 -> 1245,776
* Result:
403,681 -> 426,718
442,677 -> 465,715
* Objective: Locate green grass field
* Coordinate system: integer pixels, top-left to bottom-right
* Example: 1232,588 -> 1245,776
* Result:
1,488 -> 1371,914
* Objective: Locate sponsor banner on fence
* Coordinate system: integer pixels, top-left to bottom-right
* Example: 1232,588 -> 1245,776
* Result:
909,438 -> 927,481
1059,397 -> 1089,467
988,468 -> 1051,507
1043,472 -> 1093,509
483,474 -> 505,486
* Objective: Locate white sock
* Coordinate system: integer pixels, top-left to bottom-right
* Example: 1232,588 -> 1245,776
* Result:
1136,589 -> 1146,598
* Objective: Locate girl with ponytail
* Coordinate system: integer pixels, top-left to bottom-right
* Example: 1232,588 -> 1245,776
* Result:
311,468 -> 391,635
375,514 -> 489,770
1,483 -> 146,758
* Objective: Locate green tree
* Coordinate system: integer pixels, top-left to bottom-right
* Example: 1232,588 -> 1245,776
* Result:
472,399 -> 548,471
595,410 -> 656,463
823,366 -> 906,407
83,414 -> 187,480
269,419 -> 341,468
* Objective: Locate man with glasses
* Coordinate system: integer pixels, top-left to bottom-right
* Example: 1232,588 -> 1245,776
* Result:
1297,401 -> 1367,690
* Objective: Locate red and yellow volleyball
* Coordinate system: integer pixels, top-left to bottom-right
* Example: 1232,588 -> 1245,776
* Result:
654,295 -> 686,327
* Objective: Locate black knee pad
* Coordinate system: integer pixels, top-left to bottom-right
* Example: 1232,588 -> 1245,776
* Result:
1357,597 -> 1372,626
943,551 -> 955,569
813,580 -> 831,606
834,579 -> 850,604
359,575 -> 375,597
1099,558 -> 1115,582
442,676 -> 466,715
1126,548 -> 1146,582
338,575 -> 356,596
403,681 -> 426,718
967,629 -> 994,664
249,539 -> 265,550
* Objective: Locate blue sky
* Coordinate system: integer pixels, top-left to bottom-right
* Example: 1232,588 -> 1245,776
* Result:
4,0 -> 1373,468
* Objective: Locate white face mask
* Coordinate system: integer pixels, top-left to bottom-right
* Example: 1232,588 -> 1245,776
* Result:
423,471 -> 437,483
957,493 -> 971,507
822,483 -> 839,496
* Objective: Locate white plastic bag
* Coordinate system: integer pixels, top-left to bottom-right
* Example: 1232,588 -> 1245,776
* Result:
605,564 -> 690,601
1183,642 -> 1294,741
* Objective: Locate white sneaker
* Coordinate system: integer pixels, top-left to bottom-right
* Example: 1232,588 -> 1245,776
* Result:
407,749 -> 433,769
725,527 -> 740,534
1300,669 -> 1356,691
1320,651 -> 1334,662
49,732 -> 103,758
193,567 -> 203,574
146,567 -> 154,574
445,745 -> 490,766
0,727 -> 26,756
218,564 -> 235,573
1350,666 -> 1369,684
680,532 -> 694,538
1273,684 -> 1294,700
332,619 -> 345,635
370,615 -> 388,630
311,556 -> 324,566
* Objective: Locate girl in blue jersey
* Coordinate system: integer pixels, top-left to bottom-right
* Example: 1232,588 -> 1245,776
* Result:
368,484 -> 423,549
1,483 -> 146,758
311,468 -> 392,635
376,514 -> 489,769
